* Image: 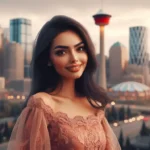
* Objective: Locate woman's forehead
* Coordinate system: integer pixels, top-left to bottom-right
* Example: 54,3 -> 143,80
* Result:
52,30 -> 83,47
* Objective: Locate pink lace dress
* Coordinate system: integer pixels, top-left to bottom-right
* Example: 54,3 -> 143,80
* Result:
7,93 -> 121,150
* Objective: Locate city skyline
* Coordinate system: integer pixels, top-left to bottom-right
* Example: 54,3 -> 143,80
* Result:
0,0 -> 150,56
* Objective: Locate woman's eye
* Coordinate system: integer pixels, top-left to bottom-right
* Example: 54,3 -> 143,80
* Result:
77,46 -> 85,51
55,50 -> 66,56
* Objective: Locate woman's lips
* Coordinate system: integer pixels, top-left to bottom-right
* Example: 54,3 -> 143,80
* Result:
66,65 -> 82,72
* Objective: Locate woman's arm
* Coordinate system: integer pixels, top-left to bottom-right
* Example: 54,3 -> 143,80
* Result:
102,116 -> 121,150
7,95 -> 51,150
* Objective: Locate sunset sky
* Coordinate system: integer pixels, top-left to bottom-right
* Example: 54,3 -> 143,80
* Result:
0,0 -> 150,56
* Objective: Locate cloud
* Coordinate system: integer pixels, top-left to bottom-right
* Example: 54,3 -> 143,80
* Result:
0,0 -> 150,55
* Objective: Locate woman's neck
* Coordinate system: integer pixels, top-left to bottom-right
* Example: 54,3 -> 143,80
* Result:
49,79 -> 80,100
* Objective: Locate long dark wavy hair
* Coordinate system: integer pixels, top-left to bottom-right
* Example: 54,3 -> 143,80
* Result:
23,15 -> 112,110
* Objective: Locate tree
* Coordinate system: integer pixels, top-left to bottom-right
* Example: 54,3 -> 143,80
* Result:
3,101 -> 11,117
3,122 -> 9,140
125,136 -> 133,150
111,106 -> 117,121
119,129 -> 124,149
11,104 -> 21,117
140,120 -> 149,136
126,105 -> 132,119
119,107 -> 125,121
0,100 -> 5,112
0,123 -> 4,143
0,131 -> 3,143
106,108 -> 113,122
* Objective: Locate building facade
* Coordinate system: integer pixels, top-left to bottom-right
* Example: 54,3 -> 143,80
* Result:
6,78 -> 31,94
10,18 -> 32,78
109,42 -> 128,85
129,26 -> 148,65
4,42 -> 24,81
0,27 -> 4,76
3,28 -> 10,40
0,77 -> 5,89
0,26 -> 3,49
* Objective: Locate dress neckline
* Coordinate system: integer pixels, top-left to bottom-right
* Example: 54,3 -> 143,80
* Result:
36,92 -> 104,122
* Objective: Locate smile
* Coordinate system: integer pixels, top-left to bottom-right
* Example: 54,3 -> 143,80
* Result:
66,65 -> 82,72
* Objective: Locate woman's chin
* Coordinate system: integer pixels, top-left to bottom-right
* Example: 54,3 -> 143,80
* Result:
62,73 -> 83,80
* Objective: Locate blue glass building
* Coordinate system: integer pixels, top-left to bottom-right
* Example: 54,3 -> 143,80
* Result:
129,26 -> 148,66
10,18 -> 32,78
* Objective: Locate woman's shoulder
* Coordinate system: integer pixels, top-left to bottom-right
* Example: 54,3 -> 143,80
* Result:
27,92 -> 55,110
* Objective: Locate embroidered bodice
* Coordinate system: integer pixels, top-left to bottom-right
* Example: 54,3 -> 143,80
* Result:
7,92 -> 121,150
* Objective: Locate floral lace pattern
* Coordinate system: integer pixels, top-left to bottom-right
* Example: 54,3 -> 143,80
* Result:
28,96 -> 107,150
7,93 -> 121,150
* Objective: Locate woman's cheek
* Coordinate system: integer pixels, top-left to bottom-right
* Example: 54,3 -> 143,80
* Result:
53,58 -> 68,68
80,53 -> 88,64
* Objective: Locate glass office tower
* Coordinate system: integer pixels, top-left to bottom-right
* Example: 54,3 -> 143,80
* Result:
129,26 -> 148,65
10,18 -> 32,78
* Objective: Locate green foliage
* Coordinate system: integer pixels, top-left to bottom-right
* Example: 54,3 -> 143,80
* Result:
3,122 -> 10,140
0,131 -> 3,143
0,100 -> 5,112
119,129 -> 124,149
111,106 -> 118,121
0,120 -> 16,143
12,104 -> 22,117
0,99 -> 23,118
0,100 -> 12,118
119,107 -> 125,121
106,105 -> 134,122
106,108 -> 114,122
140,120 -> 150,136
0,123 -> 4,143
125,136 -> 134,150
127,106 -> 132,118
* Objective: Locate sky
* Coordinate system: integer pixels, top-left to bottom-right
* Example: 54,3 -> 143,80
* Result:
0,0 -> 150,56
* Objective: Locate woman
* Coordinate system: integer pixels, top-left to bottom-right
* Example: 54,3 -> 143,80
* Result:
7,15 -> 121,150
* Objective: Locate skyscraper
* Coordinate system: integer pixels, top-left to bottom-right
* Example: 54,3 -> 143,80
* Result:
129,26 -> 148,65
109,42 -> 128,85
4,42 -> 24,81
0,26 -> 3,76
3,28 -> 10,40
129,26 -> 149,85
10,18 -> 32,78
0,26 -> 3,49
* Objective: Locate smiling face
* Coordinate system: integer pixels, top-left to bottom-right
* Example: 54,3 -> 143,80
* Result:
49,30 -> 88,80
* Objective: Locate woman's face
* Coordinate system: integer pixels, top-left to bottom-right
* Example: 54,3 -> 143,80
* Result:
49,30 -> 88,80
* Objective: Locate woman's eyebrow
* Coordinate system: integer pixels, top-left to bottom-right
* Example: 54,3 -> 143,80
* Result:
54,41 -> 84,50
74,41 -> 84,47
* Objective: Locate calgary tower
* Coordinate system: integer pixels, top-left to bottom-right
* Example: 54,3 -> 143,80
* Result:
93,9 -> 111,90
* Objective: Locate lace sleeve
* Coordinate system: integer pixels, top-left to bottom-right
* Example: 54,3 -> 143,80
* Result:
102,117 -> 121,150
7,95 -> 51,150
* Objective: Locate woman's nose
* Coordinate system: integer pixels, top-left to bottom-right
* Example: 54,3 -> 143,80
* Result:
71,59 -> 79,63
70,50 -> 79,63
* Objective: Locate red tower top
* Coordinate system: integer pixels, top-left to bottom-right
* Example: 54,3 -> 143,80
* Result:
93,9 -> 111,26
